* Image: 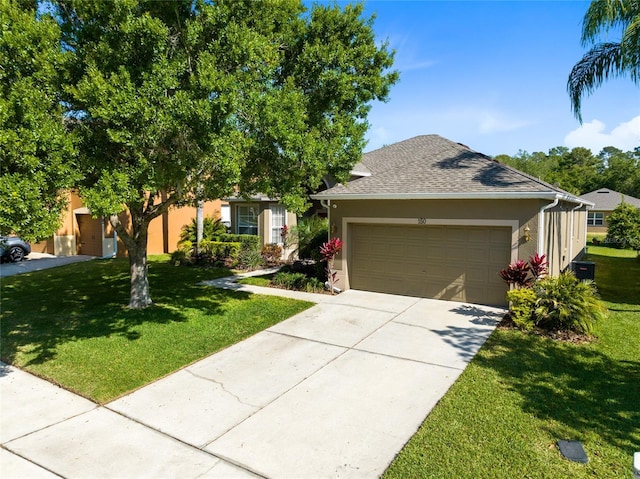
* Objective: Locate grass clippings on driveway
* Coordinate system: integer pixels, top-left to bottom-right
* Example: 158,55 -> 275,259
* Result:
384,249 -> 640,478
1,256 -> 312,403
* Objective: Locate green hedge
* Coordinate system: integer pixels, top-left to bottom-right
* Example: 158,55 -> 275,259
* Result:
199,240 -> 241,261
214,234 -> 260,251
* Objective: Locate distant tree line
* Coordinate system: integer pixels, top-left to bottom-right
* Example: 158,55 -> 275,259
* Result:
494,146 -> 640,198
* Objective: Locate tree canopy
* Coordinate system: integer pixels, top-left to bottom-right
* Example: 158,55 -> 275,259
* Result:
495,145 -> 640,198
0,1 -> 79,241
47,0 -> 397,308
606,200 -> 640,251
568,0 -> 640,122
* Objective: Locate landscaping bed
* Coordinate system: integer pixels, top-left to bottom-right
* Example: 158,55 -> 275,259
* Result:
237,260 -> 334,294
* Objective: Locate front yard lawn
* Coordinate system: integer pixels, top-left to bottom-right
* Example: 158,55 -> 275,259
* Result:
384,249 -> 640,478
0,256 -> 312,403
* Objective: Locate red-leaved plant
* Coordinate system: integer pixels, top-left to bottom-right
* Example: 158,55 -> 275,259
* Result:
280,224 -> 290,258
499,253 -> 548,288
499,259 -> 532,288
528,253 -> 549,280
320,237 -> 344,294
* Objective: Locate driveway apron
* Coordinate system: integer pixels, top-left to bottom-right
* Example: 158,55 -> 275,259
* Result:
1,285 -> 504,479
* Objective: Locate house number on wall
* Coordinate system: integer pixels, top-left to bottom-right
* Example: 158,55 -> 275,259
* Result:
417,218 -> 427,225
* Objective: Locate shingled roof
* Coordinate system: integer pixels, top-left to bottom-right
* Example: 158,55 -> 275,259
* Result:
579,188 -> 640,211
312,135 -> 588,203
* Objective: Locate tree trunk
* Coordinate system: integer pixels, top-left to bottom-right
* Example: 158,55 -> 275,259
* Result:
196,199 -> 204,255
109,194 -> 177,309
127,239 -> 152,309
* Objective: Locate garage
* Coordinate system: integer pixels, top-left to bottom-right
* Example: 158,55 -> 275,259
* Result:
311,135 -> 590,307
350,224 -> 511,305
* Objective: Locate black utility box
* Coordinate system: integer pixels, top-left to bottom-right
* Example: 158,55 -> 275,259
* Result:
572,261 -> 595,280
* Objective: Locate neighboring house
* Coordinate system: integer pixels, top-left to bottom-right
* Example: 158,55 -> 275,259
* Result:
579,188 -> 640,234
225,195 -> 297,258
311,135 -> 592,306
30,190 -> 227,257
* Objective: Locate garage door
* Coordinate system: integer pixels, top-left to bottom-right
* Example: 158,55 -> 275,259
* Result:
350,224 -> 511,306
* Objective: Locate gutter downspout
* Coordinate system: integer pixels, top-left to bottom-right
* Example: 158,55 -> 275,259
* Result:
538,197 -> 559,263
568,202 -> 584,264
320,199 -> 331,241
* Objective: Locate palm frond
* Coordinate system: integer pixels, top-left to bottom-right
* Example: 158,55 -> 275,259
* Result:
567,42 -> 625,122
581,0 -> 638,46
621,14 -> 640,81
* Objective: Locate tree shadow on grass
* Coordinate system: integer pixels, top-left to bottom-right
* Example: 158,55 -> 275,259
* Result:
474,332 -> 640,450
0,259 -> 248,367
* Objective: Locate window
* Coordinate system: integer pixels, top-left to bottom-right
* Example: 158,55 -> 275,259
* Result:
271,205 -> 286,244
587,212 -> 604,226
237,204 -> 259,235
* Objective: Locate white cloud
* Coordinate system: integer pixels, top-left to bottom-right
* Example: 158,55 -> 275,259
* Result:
564,116 -> 640,153
440,108 -> 533,135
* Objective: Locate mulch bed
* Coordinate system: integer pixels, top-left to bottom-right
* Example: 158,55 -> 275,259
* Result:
498,314 -> 594,344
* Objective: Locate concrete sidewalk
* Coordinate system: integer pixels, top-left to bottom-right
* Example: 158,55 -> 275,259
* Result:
1,279 -> 505,478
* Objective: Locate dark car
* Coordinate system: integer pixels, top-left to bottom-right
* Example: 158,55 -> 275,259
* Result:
0,236 -> 31,262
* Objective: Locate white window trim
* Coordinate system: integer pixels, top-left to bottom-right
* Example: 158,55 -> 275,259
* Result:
587,211 -> 604,226
237,204 -> 259,236
269,204 -> 286,244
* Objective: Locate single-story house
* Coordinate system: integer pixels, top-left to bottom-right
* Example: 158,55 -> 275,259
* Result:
579,188 -> 640,234
311,135 -> 593,306
30,190 -> 228,258
225,195 -> 297,258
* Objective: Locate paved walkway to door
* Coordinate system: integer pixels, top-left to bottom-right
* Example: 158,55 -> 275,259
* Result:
1,278 -> 505,478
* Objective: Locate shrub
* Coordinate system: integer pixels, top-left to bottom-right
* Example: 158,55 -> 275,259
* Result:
606,201 -> 640,251
280,260 -> 325,280
272,271 -> 323,292
179,215 -> 228,245
217,233 -> 260,250
320,237 -> 344,294
261,244 -> 282,266
292,216 -> 328,260
499,260 -> 531,287
506,288 -> 537,330
237,248 -> 265,270
170,248 -> 190,266
499,253 -> 548,288
198,240 -> 241,266
532,271 -> 608,335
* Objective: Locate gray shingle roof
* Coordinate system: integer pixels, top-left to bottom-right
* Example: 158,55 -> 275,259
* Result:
579,188 -> 640,211
313,135 -> 583,201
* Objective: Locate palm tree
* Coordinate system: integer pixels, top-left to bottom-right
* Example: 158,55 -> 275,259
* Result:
568,0 -> 640,122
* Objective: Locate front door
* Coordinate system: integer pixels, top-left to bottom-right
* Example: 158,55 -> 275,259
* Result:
76,214 -> 103,256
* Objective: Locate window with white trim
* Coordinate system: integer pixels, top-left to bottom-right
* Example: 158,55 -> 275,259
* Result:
270,204 -> 286,244
587,212 -> 604,226
237,204 -> 259,235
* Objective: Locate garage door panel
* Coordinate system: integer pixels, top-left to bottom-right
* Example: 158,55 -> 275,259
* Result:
350,224 -> 510,306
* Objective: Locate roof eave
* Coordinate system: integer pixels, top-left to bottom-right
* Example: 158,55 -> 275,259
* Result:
310,191 -> 594,206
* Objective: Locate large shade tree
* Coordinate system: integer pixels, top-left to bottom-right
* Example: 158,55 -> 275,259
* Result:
568,0 -> 640,122
53,0 -> 397,308
0,1 -> 79,241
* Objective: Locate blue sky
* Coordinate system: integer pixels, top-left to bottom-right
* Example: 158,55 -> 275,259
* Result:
351,0 -> 640,156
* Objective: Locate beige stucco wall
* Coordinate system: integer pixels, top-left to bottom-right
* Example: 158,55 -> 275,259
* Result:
325,197 -> 588,290
540,202 -> 588,276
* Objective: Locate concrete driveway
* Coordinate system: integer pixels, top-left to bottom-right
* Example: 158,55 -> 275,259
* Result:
0,253 -> 96,277
1,283 -> 505,478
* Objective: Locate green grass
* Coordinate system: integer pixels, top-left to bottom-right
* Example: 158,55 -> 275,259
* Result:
384,249 -> 640,478
237,274 -> 274,287
1,257 -> 312,403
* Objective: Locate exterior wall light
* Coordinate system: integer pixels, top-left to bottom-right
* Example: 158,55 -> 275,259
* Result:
524,225 -> 531,242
